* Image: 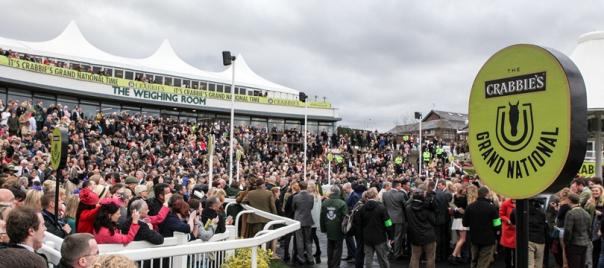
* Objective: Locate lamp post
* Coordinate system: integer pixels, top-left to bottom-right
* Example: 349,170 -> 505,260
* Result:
301,92 -> 308,181
415,112 -> 423,177
223,51 -> 236,185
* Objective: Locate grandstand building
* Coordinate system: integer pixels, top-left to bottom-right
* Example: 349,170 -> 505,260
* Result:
0,22 -> 339,134
388,110 -> 468,142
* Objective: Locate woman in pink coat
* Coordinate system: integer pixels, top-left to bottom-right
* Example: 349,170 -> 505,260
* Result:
499,198 -> 516,268
93,200 -> 140,245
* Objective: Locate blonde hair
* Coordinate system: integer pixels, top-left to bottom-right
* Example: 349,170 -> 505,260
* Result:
559,187 -> 571,204
214,189 -> 226,203
466,184 -> 478,204
64,195 -> 79,219
43,180 -> 56,193
93,254 -> 137,268
24,189 -> 44,211
590,185 -> 604,207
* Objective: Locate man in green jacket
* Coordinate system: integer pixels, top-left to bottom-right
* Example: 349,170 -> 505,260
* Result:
321,185 -> 348,268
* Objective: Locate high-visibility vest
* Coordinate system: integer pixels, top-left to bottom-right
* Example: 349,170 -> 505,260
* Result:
395,156 -> 403,165
423,151 -> 431,162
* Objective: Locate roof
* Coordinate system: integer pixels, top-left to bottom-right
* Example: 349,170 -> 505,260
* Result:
571,31 -> 604,110
0,21 -> 299,95
387,119 -> 467,134
423,110 -> 467,122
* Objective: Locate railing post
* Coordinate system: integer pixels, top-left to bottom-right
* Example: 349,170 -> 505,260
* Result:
251,246 -> 257,268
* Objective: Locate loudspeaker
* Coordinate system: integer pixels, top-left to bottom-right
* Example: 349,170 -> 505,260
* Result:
222,51 -> 232,66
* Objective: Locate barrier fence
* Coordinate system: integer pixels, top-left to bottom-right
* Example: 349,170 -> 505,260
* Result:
40,201 -> 300,268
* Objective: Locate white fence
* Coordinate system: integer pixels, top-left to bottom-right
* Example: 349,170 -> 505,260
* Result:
40,201 -> 300,268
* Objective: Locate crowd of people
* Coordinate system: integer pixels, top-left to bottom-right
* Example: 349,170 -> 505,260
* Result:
0,96 -> 600,268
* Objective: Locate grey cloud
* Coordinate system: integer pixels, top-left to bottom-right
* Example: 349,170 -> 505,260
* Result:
0,0 -> 602,131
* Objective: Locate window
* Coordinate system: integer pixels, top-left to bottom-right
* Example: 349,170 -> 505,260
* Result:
125,71 -> 134,80
174,79 -> 182,87
248,90 -> 254,96
154,75 -> 163,84
217,84 -> 224,93
209,83 -> 216,91
114,69 -> 124,79
121,105 -> 140,115
198,81 -> 207,90
101,102 -> 121,115
183,80 -> 190,88
142,108 -> 160,118
79,100 -> 100,120
92,66 -> 102,74
192,81 -> 199,89
268,119 -> 285,132
104,68 -> 113,76
234,116 -> 250,127
33,93 -> 56,108
224,85 -> 230,94
251,118 -> 268,129
285,120 -> 301,131
164,77 -> 172,86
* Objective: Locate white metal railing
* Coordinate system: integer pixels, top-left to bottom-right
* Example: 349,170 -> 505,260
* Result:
111,204 -> 299,268
39,200 -> 300,268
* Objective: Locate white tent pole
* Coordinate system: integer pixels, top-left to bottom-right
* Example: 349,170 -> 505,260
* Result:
596,112 -> 602,178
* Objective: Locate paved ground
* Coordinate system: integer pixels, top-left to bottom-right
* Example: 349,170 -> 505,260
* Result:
274,231 -> 508,268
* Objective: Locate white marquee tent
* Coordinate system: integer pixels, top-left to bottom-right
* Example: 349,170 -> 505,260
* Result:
571,31 -> 604,178
0,21 -> 299,96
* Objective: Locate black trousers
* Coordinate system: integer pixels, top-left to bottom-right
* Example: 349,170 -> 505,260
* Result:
503,246 -> 515,268
311,227 -> 321,256
435,223 -> 451,260
566,244 -> 587,268
354,236 -> 364,268
327,239 -> 344,268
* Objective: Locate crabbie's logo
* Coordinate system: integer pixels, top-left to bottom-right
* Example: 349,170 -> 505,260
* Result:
468,44 -> 586,199
485,72 -> 546,98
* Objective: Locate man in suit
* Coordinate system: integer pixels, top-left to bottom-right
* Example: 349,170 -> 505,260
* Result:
243,177 -> 277,238
0,207 -> 47,268
382,180 -> 408,259
293,181 -> 315,265
435,180 -> 453,262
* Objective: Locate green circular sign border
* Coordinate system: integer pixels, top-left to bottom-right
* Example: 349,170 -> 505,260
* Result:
468,44 -> 587,199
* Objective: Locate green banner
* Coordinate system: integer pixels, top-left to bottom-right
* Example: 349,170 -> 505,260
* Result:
0,55 -> 331,109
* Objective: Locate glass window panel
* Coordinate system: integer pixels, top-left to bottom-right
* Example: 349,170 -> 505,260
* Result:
217,85 -> 224,93
141,108 -> 160,118
121,105 -> 140,115
125,71 -> 134,80
114,69 -> 124,79
101,103 -> 121,116
209,83 -> 215,91
223,85 -> 230,94
174,79 -> 182,87
268,119 -> 284,132
198,81 -> 207,90
154,75 -> 163,84
164,77 -> 172,86
80,103 -> 100,120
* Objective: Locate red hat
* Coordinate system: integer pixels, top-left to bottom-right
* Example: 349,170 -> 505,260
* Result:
79,187 -> 99,206
99,197 -> 124,207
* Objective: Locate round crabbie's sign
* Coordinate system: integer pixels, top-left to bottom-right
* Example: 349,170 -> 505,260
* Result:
469,44 -> 587,199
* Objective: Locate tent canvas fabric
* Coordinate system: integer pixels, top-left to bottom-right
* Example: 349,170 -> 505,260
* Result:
0,21 -> 299,96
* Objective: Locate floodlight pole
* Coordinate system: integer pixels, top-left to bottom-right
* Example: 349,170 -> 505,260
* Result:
418,113 -> 423,177
228,57 -> 236,186
304,101 -> 308,181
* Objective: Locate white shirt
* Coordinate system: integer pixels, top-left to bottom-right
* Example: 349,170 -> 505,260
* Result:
17,243 -> 35,252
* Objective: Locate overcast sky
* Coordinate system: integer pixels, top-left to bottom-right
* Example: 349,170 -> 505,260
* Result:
0,1 -> 602,131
